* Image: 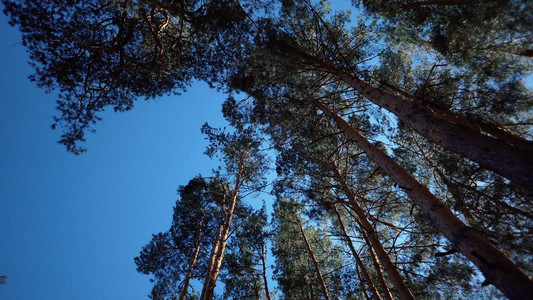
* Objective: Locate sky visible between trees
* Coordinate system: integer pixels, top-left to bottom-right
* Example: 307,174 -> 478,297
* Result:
1,0 -> 533,299
0,12 -> 233,299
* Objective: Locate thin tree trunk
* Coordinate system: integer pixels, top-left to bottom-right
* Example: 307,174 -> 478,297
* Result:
358,267 -> 373,300
294,244 -> 313,300
327,68 -> 533,193
363,231 -> 395,300
332,204 -> 385,300
201,223 -> 224,299
180,226 -> 203,300
330,163 -> 414,300
261,240 -> 272,300
200,194 -> 238,300
200,161 -> 244,300
298,222 -> 331,300
315,99 -> 533,299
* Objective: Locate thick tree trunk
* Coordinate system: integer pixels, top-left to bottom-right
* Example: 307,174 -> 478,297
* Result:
517,49 -> 533,58
200,195 -> 238,300
180,226 -> 203,300
344,69 -> 533,191
323,63 -> 533,193
315,99 -> 533,299
331,164 -> 414,300
299,222 -> 331,300
332,204 -> 386,300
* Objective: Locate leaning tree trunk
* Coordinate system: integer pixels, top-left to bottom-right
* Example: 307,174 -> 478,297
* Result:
315,99 -> 533,300
299,55 -> 533,192
331,164 -> 414,300
363,230 -> 395,300
200,161 -> 244,300
200,223 -> 224,300
200,194 -> 238,300
267,30 -> 533,187
261,240 -> 272,300
180,226 -> 203,300
332,204 -> 387,300
298,222 -> 331,300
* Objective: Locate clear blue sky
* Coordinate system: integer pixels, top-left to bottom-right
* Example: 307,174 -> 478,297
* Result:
0,11 -> 230,299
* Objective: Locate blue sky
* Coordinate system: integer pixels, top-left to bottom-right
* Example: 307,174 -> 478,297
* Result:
0,11 -> 232,299
3,1 -> 529,299
0,1 -> 357,297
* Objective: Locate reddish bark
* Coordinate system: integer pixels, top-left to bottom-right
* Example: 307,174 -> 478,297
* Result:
331,163 -> 415,300
200,161 -> 244,300
179,226 -> 203,300
333,204 -> 387,300
315,99 -> 533,299
329,68 -> 533,193
299,222 -> 331,300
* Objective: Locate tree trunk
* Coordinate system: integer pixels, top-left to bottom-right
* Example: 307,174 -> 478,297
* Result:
200,161 -> 244,300
261,240 -> 272,300
321,62 -> 533,193
516,49 -> 533,58
200,223 -> 224,300
299,222 -> 331,300
200,195 -> 238,300
180,226 -> 203,300
331,163 -> 414,300
332,204 -> 386,300
363,231 -> 395,300
315,99 -> 533,300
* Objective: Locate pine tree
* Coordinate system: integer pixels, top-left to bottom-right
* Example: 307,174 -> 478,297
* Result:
135,176 -> 221,299
4,0 -> 533,298
220,205 -> 271,300
271,198 -> 346,300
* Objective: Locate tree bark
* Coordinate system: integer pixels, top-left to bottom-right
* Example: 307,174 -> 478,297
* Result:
261,240 -> 272,300
313,60 -> 533,193
201,223 -> 224,300
298,222 -> 331,300
180,226 -> 203,300
330,163 -> 414,300
332,204 -> 386,300
200,196 -> 238,300
200,161 -> 244,300
315,99 -> 533,300
363,231 -> 395,300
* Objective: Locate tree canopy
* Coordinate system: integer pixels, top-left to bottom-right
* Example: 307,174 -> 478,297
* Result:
4,0 -> 533,299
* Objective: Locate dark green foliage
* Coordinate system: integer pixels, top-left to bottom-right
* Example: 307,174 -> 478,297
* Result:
3,0 -> 253,153
360,0 -> 533,79
221,206 -> 269,299
135,176 -> 223,299
5,0 -> 533,298
271,198 -> 346,300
